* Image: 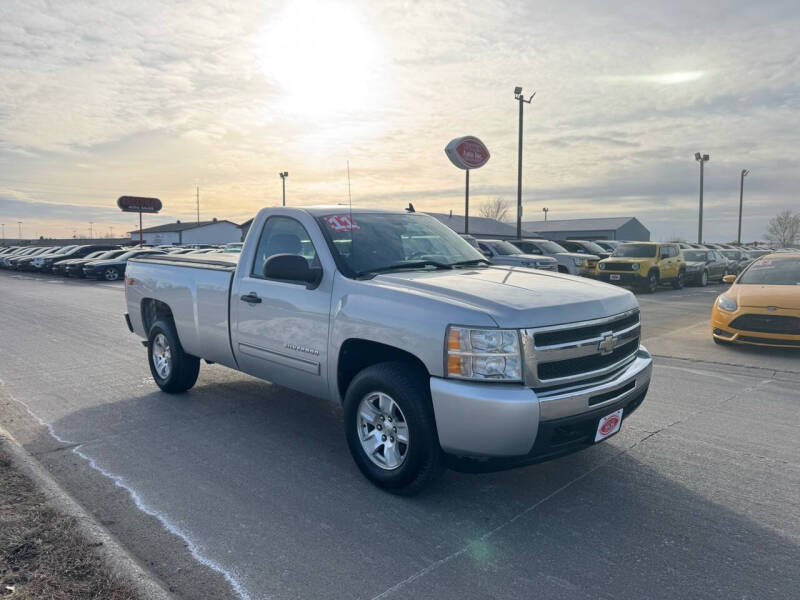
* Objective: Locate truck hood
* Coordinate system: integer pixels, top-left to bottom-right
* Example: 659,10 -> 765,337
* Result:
371,266 -> 637,328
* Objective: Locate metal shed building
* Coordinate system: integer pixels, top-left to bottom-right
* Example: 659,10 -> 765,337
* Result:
521,216 -> 649,241
129,218 -> 242,246
426,212 -> 526,240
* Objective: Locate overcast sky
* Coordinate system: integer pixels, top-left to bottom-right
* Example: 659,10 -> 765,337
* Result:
0,0 -> 798,241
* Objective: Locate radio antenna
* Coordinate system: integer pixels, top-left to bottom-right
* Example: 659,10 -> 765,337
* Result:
347,160 -> 354,257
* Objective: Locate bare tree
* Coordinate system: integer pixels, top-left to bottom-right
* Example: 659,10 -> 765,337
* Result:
765,210 -> 800,247
478,197 -> 510,222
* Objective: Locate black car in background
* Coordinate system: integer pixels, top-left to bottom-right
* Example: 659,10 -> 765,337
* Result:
83,248 -> 166,281
682,249 -> 729,286
718,249 -> 753,274
40,244 -> 120,274
0,247 -> 38,267
11,246 -> 68,271
64,248 -> 130,277
556,239 -> 612,259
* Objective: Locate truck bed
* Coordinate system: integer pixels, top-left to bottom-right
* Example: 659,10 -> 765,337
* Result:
126,253 -> 238,368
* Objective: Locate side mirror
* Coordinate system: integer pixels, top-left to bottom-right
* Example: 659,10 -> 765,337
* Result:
723,274 -> 736,284
264,254 -> 322,287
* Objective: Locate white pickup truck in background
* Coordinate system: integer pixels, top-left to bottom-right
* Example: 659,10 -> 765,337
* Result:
125,206 -> 652,493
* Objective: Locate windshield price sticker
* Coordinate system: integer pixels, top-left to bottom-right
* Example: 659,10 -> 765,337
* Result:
325,215 -> 360,232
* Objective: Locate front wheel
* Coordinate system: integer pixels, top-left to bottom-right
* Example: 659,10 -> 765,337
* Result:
344,362 -> 443,495
640,271 -> 658,294
672,270 -> 685,289
147,320 -> 200,393
699,270 -> 709,287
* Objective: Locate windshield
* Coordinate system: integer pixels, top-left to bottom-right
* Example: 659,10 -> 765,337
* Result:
489,241 -> 523,255
738,256 -> 800,285
684,250 -> 710,262
92,250 -> 125,260
721,250 -> 740,260
612,244 -> 657,258
579,241 -> 607,254
55,245 -> 78,254
534,240 -> 568,253
318,212 -> 485,276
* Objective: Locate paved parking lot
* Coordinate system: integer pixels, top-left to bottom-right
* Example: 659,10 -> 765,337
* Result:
0,270 -> 798,600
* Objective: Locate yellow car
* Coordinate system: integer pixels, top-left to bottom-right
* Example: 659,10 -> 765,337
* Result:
711,252 -> 800,348
596,242 -> 686,293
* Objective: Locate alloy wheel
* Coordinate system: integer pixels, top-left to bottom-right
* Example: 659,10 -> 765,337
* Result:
152,333 -> 172,379
357,392 -> 409,470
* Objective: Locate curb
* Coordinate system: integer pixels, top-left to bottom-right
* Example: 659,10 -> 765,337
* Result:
0,426 -> 176,600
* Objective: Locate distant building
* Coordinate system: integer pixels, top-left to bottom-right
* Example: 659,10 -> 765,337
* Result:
521,217 -> 649,241
240,218 -> 254,242
426,212 -> 527,240
130,218 -> 241,245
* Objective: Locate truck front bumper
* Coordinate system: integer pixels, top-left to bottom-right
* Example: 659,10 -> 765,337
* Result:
430,347 -> 652,468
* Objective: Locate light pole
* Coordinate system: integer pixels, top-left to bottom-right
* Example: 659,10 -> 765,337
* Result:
737,169 -> 749,244
18,221 -> 22,240
542,207 -> 549,222
694,152 -> 710,243
89,221 -> 94,239
514,86 -> 535,239
1,223 -> 4,243
279,171 -> 288,206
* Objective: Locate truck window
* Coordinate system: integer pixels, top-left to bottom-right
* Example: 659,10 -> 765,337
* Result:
252,216 -> 318,279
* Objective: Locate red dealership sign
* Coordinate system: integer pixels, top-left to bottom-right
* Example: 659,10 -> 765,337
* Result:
117,196 -> 162,213
444,136 -> 490,170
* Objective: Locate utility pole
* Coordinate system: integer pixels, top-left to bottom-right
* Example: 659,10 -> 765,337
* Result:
18,221 -> 22,240
542,207 -> 549,222
694,152 -> 710,243
1,223 -> 4,243
196,185 -> 200,223
279,172 -> 288,206
89,221 -> 93,239
737,169 -> 749,244
514,86 -> 535,239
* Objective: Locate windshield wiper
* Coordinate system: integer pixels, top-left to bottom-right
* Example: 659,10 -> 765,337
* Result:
450,258 -> 491,267
357,260 -> 454,277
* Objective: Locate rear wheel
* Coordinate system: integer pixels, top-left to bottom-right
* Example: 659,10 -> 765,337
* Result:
640,271 -> 658,293
699,270 -> 708,287
102,266 -> 120,281
147,320 -> 200,393
344,361 -> 443,495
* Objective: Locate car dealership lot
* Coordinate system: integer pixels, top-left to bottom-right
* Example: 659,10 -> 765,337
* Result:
0,271 -> 798,600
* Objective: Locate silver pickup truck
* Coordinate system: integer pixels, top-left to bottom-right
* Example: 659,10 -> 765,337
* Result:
125,206 -> 652,493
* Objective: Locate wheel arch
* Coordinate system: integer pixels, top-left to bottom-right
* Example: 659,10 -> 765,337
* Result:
337,339 -> 429,403
141,298 -> 176,337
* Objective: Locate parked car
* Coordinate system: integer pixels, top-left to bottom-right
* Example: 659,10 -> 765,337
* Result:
475,239 -> 558,271
125,206 -> 652,493
712,252 -> 800,348
83,248 -> 165,281
12,246 -> 71,271
597,242 -> 686,293
64,249 -> 130,277
0,247 -> 39,267
594,240 -> 621,253
223,243 -> 243,253
718,249 -> 753,275
681,249 -> 729,286
53,250 -> 107,276
35,244 -> 120,274
556,239 -> 612,260
509,238 -> 598,276
459,234 -> 480,249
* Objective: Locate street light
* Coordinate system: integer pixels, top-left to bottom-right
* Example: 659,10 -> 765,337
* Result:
18,221 -> 22,240
514,86 -> 536,239
542,207 -> 549,222
694,152 -> 710,243
89,221 -> 94,239
279,171 -> 289,206
737,169 -> 749,244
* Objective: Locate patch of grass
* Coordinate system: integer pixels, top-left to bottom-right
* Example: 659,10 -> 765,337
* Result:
0,445 -> 140,599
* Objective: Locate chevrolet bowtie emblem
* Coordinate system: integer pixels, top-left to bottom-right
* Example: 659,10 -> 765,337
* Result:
598,333 -> 617,355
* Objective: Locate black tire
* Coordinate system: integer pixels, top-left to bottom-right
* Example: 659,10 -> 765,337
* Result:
640,270 -> 658,294
672,269 -> 685,290
102,266 -> 121,281
699,270 -> 709,287
147,320 -> 200,393
557,265 -> 569,274
344,361 -> 444,495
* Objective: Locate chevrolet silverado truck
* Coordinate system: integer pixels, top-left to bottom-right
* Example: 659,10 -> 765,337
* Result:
124,207 -> 652,494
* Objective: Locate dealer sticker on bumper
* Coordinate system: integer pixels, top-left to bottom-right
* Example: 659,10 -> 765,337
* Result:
595,408 -> 623,442
609,274 -> 621,280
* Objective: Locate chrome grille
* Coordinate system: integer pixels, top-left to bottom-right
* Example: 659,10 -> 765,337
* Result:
521,309 -> 640,389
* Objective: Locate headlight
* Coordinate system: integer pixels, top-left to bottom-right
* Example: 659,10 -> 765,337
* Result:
447,327 -> 522,381
631,263 -> 640,271
573,258 -> 585,266
717,295 -> 737,312
598,262 -> 606,270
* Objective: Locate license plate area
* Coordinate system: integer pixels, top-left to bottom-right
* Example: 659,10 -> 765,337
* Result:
595,408 -> 623,442
610,274 -> 621,280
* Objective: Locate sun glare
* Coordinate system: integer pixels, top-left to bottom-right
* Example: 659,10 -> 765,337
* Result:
647,71 -> 705,85
254,1 -> 385,116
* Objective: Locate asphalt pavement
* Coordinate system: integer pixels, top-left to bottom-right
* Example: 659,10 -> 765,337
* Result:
0,270 -> 798,600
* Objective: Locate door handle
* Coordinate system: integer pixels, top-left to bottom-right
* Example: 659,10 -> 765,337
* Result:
240,292 -> 262,304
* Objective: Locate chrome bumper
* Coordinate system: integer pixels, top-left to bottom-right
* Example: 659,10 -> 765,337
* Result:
430,346 -> 653,458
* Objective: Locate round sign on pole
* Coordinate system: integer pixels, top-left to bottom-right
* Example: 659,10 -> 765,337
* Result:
117,196 -> 162,214
444,136 -> 490,170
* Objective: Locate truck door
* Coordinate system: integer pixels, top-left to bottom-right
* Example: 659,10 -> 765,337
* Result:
230,215 -> 331,399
